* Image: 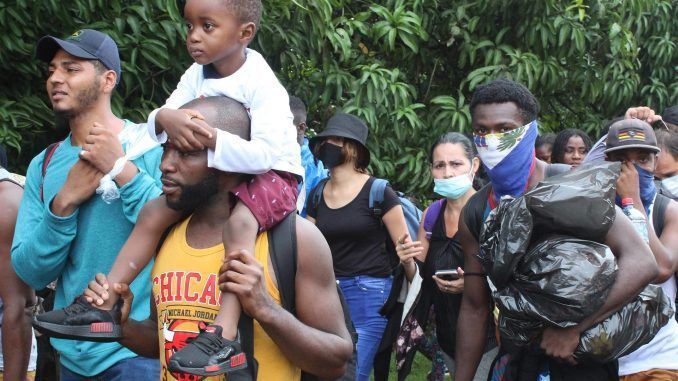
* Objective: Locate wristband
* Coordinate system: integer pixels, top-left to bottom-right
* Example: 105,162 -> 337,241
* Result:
96,157 -> 127,204
108,156 -> 128,181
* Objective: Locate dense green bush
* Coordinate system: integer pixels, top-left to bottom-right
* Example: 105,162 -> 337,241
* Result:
1,0 -> 675,199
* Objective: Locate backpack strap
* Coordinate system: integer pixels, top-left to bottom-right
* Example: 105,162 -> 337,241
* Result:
0,168 -> 21,187
40,142 -> 62,202
423,199 -> 445,240
268,213 -> 298,314
652,194 -> 671,238
269,213 -> 358,381
268,213 -> 308,379
236,313 -> 258,380
309,178 -> 330,215
369,178 -> 389,218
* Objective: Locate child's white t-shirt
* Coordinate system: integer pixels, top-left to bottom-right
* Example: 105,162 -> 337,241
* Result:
147,48 -> 303,176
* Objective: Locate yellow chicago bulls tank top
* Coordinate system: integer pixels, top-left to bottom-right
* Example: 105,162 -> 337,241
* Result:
152,216 -> 301,381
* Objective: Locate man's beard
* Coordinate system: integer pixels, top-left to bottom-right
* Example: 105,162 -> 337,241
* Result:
53,77 -> 101,119
166,172 -> 219,212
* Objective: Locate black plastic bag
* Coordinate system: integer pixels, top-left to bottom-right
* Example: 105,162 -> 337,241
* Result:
478,195 -> 534,288
479,161 -> 672,362
495,235 -> 617,341
575,284 -> 673,363
478,162 -> 619,288
494,241 -> 672,363
523,161 -> 619,241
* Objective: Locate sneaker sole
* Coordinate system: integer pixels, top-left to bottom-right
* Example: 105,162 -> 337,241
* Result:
167,353 -> 248,376
32,318 -> 122,342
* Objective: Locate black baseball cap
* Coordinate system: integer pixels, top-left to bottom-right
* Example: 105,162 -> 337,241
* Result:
36,29 -> 121,84
663,106 -> 678,126
309,112 -> 371,163
605,119 -> 660,154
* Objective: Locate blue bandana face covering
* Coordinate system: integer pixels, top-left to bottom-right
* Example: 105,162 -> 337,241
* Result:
636,165 -> 657,207
615,164 -> 657,214
474,120 -> 539,200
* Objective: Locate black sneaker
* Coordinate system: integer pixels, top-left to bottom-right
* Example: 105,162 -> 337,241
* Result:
168,325 -> 247,376
32,296 -> 122,342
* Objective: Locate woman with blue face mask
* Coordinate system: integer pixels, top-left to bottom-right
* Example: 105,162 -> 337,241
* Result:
396,132 -> 497,381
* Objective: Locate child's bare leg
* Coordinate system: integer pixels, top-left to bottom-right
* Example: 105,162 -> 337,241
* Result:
213,201 -> 259,340
95,196 -> 182,309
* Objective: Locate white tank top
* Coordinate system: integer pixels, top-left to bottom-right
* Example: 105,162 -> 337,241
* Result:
618,199 -> 678,375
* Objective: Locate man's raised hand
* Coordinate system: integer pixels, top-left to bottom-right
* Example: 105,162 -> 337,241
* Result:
80,122 -> 124,173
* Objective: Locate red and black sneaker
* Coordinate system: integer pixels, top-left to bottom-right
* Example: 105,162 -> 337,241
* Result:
168,325 -> 247,376
32,296 -> 122,342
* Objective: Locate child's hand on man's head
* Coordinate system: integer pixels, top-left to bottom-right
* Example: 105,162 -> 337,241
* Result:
157,108 -> 213,151
192,119 -> 217,150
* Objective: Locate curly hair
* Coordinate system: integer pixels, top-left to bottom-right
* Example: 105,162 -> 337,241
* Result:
222,0 -> 262,26
469,78 -> 540,123
551,129 -> 593,164
535,133 -> 556,149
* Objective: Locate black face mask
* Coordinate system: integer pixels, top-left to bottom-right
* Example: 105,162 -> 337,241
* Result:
317,142 -> 345,168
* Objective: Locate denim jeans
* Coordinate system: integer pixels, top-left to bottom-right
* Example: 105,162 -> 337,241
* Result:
337,275 -> 393,381
60,356 -> 160,381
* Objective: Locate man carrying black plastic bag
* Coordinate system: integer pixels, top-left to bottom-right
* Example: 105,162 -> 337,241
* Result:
453,79 -> 659,381
480,161 -> 672,363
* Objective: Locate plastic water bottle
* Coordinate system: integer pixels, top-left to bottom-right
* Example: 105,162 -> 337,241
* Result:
536,361 -> 550,381
621,198 -> 649,243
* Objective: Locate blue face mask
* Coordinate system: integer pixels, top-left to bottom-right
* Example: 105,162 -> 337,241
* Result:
636,164 -> 657,207
433,169 -> 473,200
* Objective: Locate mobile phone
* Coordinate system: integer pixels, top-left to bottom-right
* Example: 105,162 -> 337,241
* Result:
435,269 -> 460,280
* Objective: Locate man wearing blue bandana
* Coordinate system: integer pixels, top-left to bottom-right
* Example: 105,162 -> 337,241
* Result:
454,79 -> 659,381
604,119 -> 678,380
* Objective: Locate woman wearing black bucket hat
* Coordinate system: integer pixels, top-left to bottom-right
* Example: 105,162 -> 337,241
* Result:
306,112 -> 410,381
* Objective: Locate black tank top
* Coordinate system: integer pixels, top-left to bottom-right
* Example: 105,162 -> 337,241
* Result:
423,200 -> 464,355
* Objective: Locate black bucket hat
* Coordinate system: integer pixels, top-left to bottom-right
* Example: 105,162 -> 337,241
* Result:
309,112 -> 370,163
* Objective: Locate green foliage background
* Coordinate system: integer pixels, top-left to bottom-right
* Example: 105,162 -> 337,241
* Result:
1,0 -> 675,199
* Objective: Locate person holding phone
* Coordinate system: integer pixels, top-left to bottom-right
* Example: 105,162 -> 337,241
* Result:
396,132 -> 497,380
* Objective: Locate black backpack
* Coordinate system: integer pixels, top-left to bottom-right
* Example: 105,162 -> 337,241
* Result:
238,213 -> 358,381
652,193 -> 670,238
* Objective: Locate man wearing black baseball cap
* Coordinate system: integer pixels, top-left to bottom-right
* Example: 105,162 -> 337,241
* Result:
11,29 -> 162,379
604,118 -> 678,380
36,29 -> 122,85
663,105 -> 678,132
